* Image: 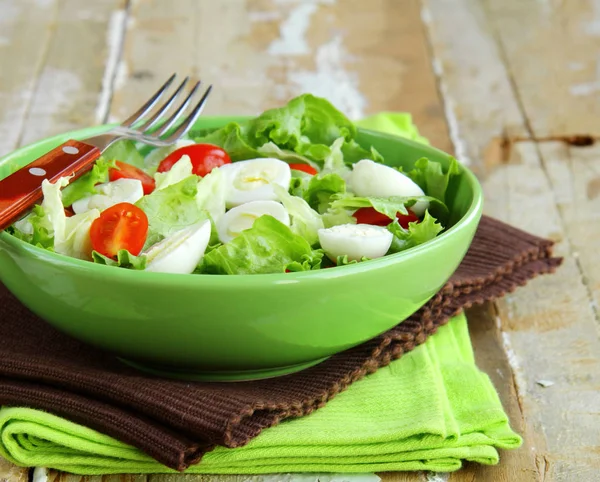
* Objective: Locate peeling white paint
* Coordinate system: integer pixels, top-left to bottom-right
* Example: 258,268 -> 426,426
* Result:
570,80 -> 600,97
96,9 -> 127,124
536,379 -> 555,388
495,316 -> 527,392
32,467 -> 48,482
426,473 -> 449,482
289,35 -> 366,120
420,4 -> 470,165
248,10 -> 281,22
22,67 -> 81,144
268,2 -> 319,56
0,0 -> 20,25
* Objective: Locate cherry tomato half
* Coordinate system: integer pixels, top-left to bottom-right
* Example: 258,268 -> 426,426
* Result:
109,161 -> 156,195
289,163 -> 318,175
157,144 -> 231,177
90,203 -> 149,258
353,207 -> 420,229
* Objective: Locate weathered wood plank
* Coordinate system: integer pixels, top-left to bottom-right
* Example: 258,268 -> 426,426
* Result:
18,0 -> 126,147
483,0 -> 600,138
0,456 -> 28,482
0,0 -> 57,158
110,0 -> 452,152
47,473 -> 147,482
422,0 -> 600,480
420,0 -> 528,171
483,141 -> 600,481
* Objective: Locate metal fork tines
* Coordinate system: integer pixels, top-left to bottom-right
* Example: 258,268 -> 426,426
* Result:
90,74 -> 212,151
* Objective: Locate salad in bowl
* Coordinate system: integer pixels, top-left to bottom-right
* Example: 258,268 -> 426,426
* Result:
7,94 -> 457,276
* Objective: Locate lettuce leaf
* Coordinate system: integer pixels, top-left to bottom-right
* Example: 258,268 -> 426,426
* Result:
194,122 -> 261,161
154,155 -> 194,191
303,173 -> 346,214
336,254 -> 370,265
136,176 -> 207,248
273,185 -> 324,246
195,167 -> 228,224
256,142 -> 320,171
9,205 -> 54,249
61,158 -> 116,207
408,157 -> 460,204
201,215 -> 321,274
92,249 -> 147,269
194,94 -> 381,166
102,140 -> 145,169
321,207 -> 357,228
330,194 -> 447,220
387,211 -> 443,253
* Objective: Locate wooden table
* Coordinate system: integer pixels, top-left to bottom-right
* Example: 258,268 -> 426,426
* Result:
1,0 -> 599,481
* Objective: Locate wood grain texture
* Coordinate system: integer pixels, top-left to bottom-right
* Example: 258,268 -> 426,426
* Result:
111,0 -> 452,152
18,0 -> 125,147
483,0 -> 600,138
0,0 -> 58,158
421,0 -> 527,172
422,1 -> 600,480
0,456 -> 28,482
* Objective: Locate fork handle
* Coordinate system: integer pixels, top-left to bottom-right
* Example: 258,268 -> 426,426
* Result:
0,140 -> 101,231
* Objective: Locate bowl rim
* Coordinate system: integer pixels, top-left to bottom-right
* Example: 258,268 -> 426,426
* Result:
0,119 -> 483,285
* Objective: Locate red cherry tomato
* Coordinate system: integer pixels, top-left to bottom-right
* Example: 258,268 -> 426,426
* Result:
157,144 -> 231,177
109,161 -> 156,195
353,207 -> 420,228
289,163 -> 318,175
90,203 -> 148,258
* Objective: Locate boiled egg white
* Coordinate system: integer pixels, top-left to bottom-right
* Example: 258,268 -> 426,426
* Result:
318,223 -> 393,262
144,220 -> 211,274
71,178 -> 144,214
217,200 -> 290,243
221,158 -> 291,207
348,159 -> 428,216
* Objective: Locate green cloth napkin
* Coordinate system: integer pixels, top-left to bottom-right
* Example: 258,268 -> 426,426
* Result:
0,314 -> 522,474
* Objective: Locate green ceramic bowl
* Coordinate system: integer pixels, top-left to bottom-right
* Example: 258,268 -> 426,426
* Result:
0,118 -> 483,381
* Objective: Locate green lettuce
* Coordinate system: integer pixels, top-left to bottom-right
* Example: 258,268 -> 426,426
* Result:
102,140 -> 145,169
92,249 -> 147,269
16,177 -> 100,259
194,94 -> 381,166
61,158 -> 116,208
273,185 -> 323,246
154,156 -> 194,191
387,211 -> 443,253
256,142 -> 320,171
135,176 -> 207,248
10,205 -> 54,249
194,123 -> 261,161
408,157 -> 460,204
330,194 -> 447,220
303,173 -> 346,214
195,167 -> 228,224
201,215 -> 322,274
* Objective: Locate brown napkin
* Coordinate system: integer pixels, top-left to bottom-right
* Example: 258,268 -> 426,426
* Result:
0,215 -> 561,471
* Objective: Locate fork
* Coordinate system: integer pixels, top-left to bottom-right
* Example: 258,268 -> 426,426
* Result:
0,74 -> 212,231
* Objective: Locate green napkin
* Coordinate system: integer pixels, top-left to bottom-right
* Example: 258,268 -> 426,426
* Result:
0,314 -> 521,474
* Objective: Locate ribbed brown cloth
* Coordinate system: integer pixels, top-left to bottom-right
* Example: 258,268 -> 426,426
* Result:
0,215 -> 562,471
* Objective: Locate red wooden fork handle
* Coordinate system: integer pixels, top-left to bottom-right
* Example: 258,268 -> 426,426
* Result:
0,140 -> 101,231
